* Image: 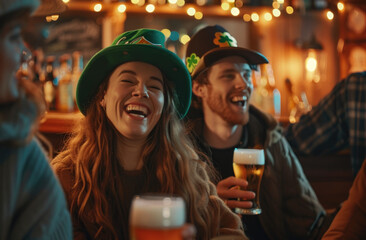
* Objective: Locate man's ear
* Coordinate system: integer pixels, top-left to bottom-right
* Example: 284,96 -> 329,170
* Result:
192,81 -> 205,98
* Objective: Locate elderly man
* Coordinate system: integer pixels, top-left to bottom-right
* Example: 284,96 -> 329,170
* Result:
0,0 -> 71,239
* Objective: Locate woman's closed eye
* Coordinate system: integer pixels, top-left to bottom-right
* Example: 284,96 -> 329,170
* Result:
120,79 -> 134,84
149,85 -> 162,91
148,77 -> 163,91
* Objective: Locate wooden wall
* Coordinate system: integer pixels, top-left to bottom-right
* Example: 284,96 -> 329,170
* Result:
249,10 -> 341,117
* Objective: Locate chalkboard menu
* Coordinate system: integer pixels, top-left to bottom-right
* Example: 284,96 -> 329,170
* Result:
44,12 -> 103,63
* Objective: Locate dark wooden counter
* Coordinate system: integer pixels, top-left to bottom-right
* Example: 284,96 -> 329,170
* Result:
297,150 -> 353,210
40,111 -> 82,133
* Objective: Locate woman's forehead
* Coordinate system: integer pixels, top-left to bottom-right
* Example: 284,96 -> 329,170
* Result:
113,61 -> 163,76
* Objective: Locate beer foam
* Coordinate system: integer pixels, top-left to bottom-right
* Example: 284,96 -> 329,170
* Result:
233,148 -> 265,165
130,195 -> 186,228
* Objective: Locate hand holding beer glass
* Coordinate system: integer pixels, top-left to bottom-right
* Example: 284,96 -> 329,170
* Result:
130,194 -> 186,240
233,148 -> 265,215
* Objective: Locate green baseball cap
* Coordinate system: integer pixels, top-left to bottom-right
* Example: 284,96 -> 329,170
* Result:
76,28 -> 192,118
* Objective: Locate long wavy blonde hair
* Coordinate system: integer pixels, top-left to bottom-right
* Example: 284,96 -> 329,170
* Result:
53,74 -> 219,239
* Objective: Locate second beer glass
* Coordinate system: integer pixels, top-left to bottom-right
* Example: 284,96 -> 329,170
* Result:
233,148 -> 265,215
129,194 -> 186,240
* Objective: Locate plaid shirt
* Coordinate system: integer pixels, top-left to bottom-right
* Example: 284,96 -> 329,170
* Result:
285,71 -> 366,175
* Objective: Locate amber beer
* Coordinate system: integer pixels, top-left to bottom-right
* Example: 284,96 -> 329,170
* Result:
129,195 -> 185,240
233,148 -> 265,215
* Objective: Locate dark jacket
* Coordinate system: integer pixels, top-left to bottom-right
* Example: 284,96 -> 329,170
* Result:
188,105 -> 325,240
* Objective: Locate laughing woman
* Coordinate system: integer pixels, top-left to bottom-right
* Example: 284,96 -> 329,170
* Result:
51,29 -> 246,240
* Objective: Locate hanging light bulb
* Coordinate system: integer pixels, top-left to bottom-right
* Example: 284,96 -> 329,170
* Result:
301,34 -> 324,83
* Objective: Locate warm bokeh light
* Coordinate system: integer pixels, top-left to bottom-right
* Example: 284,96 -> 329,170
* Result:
235,0 -> 243,8
286,6 -> 294,14
146,4 -> 155,12
196,0 -> 206,5
177,0 -> 185,7
327,10 -> 334,20
231,7 -> 240,16
272,8 -> 281,17
51,15 -> 59,21
251,12 -> 259,22
131,0 -> 139,4
117,4 -> 126,13
305,56 -> 317,72
168,0 -> 177,4
194,11 -> 203,19
137,0 -> 145,6
264,12 -> 272,21
243,14 -> 251,22
93,3 -> 102,12
337,38 -> 344,53
221,2 -> 230,11
161,29 -> 171,39
337,2 -> 345,11
187,7 -> 196,16
305,51 -> 320,83
62,0 -> 69,3
272,1 -> 280,9
180,34 -> 190,44
277,0 -> 284,3
45,16 -> 52,22
227,0 -> 235,3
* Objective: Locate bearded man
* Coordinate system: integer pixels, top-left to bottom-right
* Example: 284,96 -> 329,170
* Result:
185,25 -> 326,240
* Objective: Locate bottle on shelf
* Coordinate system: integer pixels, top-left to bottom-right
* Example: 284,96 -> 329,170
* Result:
57,54 -> 74,113
43,56 -> 58,111
285,78 -> 311,123
251,64 -> 281,118
71,51 -> 83,111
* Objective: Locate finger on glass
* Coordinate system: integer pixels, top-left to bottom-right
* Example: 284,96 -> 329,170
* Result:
232,148 -> 265,215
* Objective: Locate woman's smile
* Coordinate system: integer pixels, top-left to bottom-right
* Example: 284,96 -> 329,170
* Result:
101,61 -> 164,140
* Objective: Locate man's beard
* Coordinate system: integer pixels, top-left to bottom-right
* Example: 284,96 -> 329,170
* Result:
205,87 -> 249,125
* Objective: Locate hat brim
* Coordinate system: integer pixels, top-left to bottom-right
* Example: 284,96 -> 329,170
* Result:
76,44 -> 192,118
191,47 -> 269,79
31,0 -> 67,16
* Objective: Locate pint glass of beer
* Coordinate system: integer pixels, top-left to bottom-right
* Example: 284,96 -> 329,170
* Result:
233,148 -> 265,215
129,194 -> 186,240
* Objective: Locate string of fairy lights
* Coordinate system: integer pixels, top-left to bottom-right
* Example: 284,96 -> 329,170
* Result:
46,0 -> 346,45
57,0 -> 346,20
